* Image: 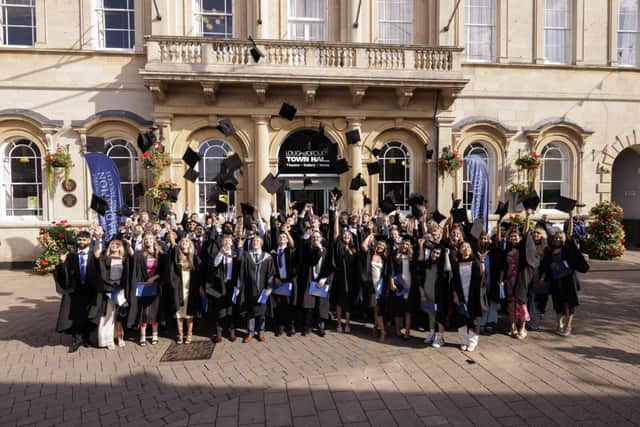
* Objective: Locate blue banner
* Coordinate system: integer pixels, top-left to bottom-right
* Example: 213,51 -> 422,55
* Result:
85,152 -> 124,240
466,155 -> 489,232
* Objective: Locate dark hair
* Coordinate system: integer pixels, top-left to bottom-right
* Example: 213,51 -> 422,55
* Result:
77,231 -> 91,239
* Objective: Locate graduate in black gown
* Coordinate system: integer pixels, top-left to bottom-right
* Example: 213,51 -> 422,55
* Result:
389,238 -> 419,340
451,242 -> 484,352
239,235 -> 276,342
331,225 -> 360,334
54,231 -> 102,353
206,233 -> 241,342
127,233 -> 166,346
270,228 -> 298,336
300,196 -> 337,337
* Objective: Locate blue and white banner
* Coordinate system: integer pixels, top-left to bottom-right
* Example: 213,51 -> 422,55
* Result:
85,152 -> 124,240
466,155 -> 489,232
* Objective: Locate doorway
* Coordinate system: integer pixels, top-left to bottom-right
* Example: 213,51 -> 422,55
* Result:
276,177 -> 338,216
612,146 -> 640,247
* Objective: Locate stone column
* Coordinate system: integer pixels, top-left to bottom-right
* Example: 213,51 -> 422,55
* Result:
253,115 -> 271,220
348,117 -> 364,211
435,113 -> 456,214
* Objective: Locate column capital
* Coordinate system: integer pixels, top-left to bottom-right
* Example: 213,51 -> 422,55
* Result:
251,115 -> 271,124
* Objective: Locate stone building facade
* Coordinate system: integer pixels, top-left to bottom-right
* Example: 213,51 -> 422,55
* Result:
0,0 -> 639,266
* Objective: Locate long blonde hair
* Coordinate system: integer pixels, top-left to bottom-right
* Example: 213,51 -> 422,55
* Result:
396,239 -> 414,262
143,233 -> 163,258
106,239 -> 125,258
176,238 -> 194,271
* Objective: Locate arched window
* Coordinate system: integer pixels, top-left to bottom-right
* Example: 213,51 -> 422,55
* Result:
378,141 -> 411,210
197,139 -> 235,214
462,142 -> 490,210
539,142 -> 571,208
105,139 -> 140,209
2,139 -> 42,217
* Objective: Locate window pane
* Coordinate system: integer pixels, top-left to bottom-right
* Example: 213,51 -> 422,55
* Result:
543,159 -> 562,180
542,182 -> 561,204
6,6 -> 33,25
104,0 -> 129,9
104,10 -> 128,28
202,0 -> 227,12
6,26 -> 33,46
10,159 -> 37,182
105,30 -> 131,48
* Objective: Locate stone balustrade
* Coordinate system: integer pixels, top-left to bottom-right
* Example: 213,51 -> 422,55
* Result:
147,36 -> 462,73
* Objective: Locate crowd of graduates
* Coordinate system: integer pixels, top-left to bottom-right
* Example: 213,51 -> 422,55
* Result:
53,191 -> 590,354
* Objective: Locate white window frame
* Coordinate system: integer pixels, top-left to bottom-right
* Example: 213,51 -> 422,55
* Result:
1,138 -> 43,218
465,0 -> 497,62
196,139 -> 235,214
539,142 -> 571,210
462,142 -> 494,212
96,0 -> 135,50
105,139 -> 140,210
378,141 -> 412,211
194,0 -> 233,39
0,0 -> 36,47
377,0 -> 413,45
618,0 -> 640,66
543,0 -> 573,64
288,0 -> 326,41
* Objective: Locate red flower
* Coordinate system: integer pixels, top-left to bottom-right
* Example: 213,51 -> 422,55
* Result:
41,259 -> 49,266
160,192 -> 168,200
452,152 -> 458,158
51,221 -> 56,224
58,232 -> 65,238
60,219 -> 67,224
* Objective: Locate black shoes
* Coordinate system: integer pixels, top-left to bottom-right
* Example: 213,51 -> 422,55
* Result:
68,337 -> 82,353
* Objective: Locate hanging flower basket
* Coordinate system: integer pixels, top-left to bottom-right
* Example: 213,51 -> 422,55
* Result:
437,147 -> 464,177
515,152 -> 541,183
141,143 -> 171,185
44,146 -> 73,193
146,179 -> 179,210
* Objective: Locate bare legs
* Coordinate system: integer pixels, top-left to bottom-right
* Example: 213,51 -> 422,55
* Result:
176,318 -> 194,344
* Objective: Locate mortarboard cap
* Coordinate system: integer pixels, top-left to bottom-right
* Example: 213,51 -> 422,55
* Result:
451,194 -> 462,210
216,171 -> 238,191
279,102 -> 297,121
168,187 -> 181,203
330,187 -> 343,201
184,167 -> 199,183
215,198 -> 228,213
303,177 -> 313,188
133,182 -> 145,198
350,173 -> 367,191
86,136 -> 105,153
371,148 -> 381,158
470,218 -> 484,240
408,193 -> 426,207
182,146 -> 202,168
522,191 -> 541,211
158,204 -> 169,220
249,37 -> 264,63
367,161 -> 380,175
452,208 -> 469,225
345,129 -> 361,145
90,194 -> 108,216
363,194 -> 372,205
555,196 -> 577,213
241,203 -> 255,216
334,158 -> 350,175
217,118 -> 236,136
431,210 -> 446,224
261,173 -> 285,195
116,205 -> 134,217
494,200 -> 509,220
221,153 -> 243,172
137,132 -> 154,153
380,198 -> 396,214
426,148 -> 434,160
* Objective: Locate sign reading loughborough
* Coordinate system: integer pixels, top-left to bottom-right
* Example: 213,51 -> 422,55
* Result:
278,129 -> 338,174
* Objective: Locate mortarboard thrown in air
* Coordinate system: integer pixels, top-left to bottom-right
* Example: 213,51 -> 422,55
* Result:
182,146 -> 202,169
494,200 -> 509,220
184,167 -> 199,183
430,210 -> 447,224
367,161 -> 380,175
116,205 -> 134,218
217,118 -> 236,136
279,102 -> 297,121
261,173 -> 286,195
168,187 -> 181,203
345,129 -> 361,145
334,158 -> 350,175
216,171 -> 238,191
452,208 -> 469,225
350,173 -> 367,191
555,196 -> 577,213
363,193 -> 372,205
380,197 -> 396,214
522,191 -> 541,211
133,182 -> 145,198
90,194 -> 109,216
221,153 -> 243,173
137,132 -> 155,153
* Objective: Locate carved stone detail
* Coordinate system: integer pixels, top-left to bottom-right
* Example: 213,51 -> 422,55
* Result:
253,83 -> 268,105
350,86 -> 367,106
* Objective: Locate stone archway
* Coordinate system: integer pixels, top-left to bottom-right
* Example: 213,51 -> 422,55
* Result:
612,145 -> 640,247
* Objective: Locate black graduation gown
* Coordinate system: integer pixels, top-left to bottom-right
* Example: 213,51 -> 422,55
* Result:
300,244 -> 334,319
331,241 -> 360,312
417,258 -> 451,325
53,251 -> 102,335
270,246 -> 299,308
451,260 -> 483,328
166,248 -> 204,318
205,249 -> 241,319
360,248 -> 389,310
542,239 -> 587,313
95,254 -> 131,322
500,240 -> 529,303
126,251 -> 167,328
239,251 -> 276,318
388,256 -> 419,316
484,242 -> 504,303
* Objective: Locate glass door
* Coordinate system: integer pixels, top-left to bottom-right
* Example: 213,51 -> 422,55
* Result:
276,177 -> 338,216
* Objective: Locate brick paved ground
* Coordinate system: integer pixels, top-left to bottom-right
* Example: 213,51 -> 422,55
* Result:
1,253 -> 639,427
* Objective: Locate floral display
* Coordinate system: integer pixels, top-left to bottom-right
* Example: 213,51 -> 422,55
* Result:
141,143 -> 171,184
584,201 -> 626,260
146,179 -> 179,210
33,220 -> 78,274
515,152 -> 541,170
437,147 -> 463,177
44,146 -> 73,192
508,183 -> 528,195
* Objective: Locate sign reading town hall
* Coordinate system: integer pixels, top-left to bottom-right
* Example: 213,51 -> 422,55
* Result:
277,129 -> 338,174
